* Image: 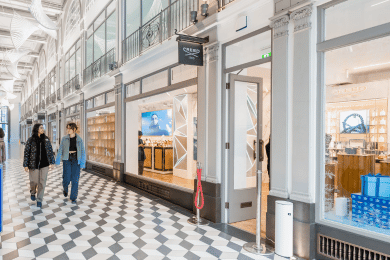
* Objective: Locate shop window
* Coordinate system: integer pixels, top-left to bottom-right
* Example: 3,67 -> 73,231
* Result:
142,70 -> 168,93
226,30 -> 271,70
87,106 -> 115,166
126,81 -> 140,97
125,0 -> 140,37
94,94 -> 105,107
325,0 -> 390,41
323,35 -> 390,236
171,65 -> 197,84
126,84 -> 198,190
106,91 -> 115,103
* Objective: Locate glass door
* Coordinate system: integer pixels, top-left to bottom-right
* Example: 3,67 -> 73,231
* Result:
227,74 -> 263,223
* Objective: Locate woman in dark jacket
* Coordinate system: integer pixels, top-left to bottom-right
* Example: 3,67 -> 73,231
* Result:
0,128 -> 6,163
23,124 -> 55,207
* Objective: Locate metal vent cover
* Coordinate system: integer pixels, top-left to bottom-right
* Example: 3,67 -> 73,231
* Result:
318,234 -> 390,260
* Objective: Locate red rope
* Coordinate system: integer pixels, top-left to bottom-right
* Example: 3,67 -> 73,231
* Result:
194,168 -> 204,210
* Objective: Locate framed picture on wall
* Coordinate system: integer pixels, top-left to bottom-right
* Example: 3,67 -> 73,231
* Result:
340,110 -> 369,134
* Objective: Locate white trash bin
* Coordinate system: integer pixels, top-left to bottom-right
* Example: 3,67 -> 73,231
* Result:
275,200 -> 293,258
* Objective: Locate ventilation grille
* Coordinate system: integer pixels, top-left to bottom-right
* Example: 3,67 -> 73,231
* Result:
318,234 -> 390,260
139,181 -> 170,199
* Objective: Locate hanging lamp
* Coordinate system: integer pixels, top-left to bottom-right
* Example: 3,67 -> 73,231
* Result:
29,0 -> 57,30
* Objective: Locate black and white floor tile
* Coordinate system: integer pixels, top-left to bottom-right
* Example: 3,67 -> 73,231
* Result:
0,158 -> 274,260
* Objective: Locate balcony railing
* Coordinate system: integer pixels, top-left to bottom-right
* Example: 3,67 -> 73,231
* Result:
123,0 -> 198,63
57,88 -> 61,100
83,48 -> 116,85
39,100 -> 45,111
63,74 -> 80,98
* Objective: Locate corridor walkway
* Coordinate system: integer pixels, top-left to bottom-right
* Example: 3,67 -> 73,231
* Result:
0,156 -> 273,260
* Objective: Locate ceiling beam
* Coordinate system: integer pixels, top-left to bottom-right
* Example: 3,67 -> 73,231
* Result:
0,5 -> 57,21
0,0 -> 62,15
0,29 -> 47,44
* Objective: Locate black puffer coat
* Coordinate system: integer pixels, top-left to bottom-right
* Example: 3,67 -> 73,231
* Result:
23,134 -> 55,170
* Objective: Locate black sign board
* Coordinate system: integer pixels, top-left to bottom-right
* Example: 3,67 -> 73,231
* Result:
178,41 -> 203,66
26,119 -> 33,125
37,113 -> 45,120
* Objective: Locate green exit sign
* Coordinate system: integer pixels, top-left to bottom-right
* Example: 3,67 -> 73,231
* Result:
262,52 -> 271,59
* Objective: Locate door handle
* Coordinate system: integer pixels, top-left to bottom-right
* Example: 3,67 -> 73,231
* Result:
253,140 -> 256,160
259,139 -> 264,162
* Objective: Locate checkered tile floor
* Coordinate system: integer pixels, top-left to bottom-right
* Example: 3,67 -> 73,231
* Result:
1,158 -> 274,260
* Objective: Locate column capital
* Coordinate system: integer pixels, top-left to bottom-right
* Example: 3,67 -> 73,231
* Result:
270,15 -> 290,39
290,4 -> 313,33
205,43 -> 219,63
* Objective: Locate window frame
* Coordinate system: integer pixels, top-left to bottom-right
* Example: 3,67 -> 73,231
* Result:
64,39 -> 81,84
316,0 -> 390,242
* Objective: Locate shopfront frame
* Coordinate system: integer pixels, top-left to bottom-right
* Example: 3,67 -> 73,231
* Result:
85,89 -> 116,178
123,62 -> 198,211
220,25 -> 272,224
315,0 -> 390,255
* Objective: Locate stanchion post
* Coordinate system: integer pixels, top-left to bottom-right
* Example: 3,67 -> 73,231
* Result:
243,169 -> 273,255
187,162 -> 208,226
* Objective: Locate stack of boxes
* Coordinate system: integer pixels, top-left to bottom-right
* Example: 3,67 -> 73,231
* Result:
351,174 -> 390,229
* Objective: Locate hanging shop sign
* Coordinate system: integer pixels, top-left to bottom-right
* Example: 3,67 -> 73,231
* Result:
178,42 -> 204,66
26,119 -> 33,124
176,30 -> 209,67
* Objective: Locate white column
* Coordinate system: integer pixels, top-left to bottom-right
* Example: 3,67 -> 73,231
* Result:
269,15 -> 291,199
290,4 -> 316,203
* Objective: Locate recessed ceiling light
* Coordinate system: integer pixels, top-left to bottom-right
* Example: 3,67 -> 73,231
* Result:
354,61 -> 390,70
372,0 -> 390,7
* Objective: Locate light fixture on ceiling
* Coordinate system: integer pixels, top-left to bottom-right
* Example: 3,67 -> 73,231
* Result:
354,61 -> 390,70
0,79 -> 15,93
372,0 -> 390,7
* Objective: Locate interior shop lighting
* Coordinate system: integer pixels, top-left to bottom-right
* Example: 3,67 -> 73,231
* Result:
354,61 -> 390,70
372,0 -> 390,7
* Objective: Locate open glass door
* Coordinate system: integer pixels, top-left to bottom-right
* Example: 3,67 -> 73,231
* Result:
227,74 -> 263,223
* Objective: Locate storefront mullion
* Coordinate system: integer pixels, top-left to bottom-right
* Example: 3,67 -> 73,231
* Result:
317,0 -> 390,242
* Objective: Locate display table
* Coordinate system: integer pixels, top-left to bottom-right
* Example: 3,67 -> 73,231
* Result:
379,161 -> 390,176
144,146 -> 173,174
337,154 -> 375,198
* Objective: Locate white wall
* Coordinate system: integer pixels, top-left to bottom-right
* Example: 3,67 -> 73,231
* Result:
10,93 -> 21,143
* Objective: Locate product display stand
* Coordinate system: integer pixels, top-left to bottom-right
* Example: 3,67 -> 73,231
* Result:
188,163 -> 208,226
243,169 -> 274,255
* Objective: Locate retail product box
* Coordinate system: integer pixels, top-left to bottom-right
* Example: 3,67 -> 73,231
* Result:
361,174 -> 390,198
361,174 -> 380,197
351,193 -> 390,229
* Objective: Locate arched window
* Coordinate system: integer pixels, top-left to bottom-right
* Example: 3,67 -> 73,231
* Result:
33,63 -> 39,89
65,0 -> 81,38
47,37 -> 56,62
38,51 -> 46,79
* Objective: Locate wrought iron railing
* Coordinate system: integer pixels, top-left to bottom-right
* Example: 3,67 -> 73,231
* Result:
83,48 -> 116,85
63,74 -> 80,98
219,0 -> 235,9
39,100 -> 45,111
57,88 -> 61,100
122,0 -> 198,63
51,93 -> 56,103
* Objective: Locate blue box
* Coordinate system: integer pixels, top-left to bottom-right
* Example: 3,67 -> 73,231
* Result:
361,174 -> 380,197
378,177 -> 390,198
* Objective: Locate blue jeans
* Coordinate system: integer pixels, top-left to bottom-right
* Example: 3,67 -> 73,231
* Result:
63,159 -> 80,201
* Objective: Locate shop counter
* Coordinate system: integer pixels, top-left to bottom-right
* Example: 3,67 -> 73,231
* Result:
337,154 -> 375,198
144,146 -> 173,174
379,161 -> 390,176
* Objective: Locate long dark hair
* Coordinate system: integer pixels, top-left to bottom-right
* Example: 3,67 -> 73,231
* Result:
32,123 -> 42,137
0,128 -> 4,138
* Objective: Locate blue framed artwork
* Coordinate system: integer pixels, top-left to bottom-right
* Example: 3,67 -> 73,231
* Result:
340,110 -> 369,134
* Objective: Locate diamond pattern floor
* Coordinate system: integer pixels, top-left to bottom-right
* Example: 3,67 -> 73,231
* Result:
0,158 -> 274,260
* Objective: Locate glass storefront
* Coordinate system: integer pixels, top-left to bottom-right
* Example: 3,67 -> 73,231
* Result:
87,107 -> 115,166
65,104 -> 81,135
126,65 -> 198,190
86,91 -> 116,167
47,113 -> 57,150
321,0 -> 390,237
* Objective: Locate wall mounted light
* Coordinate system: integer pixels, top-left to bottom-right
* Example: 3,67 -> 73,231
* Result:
190,11 -> 198,24
201,3 -> 209,17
